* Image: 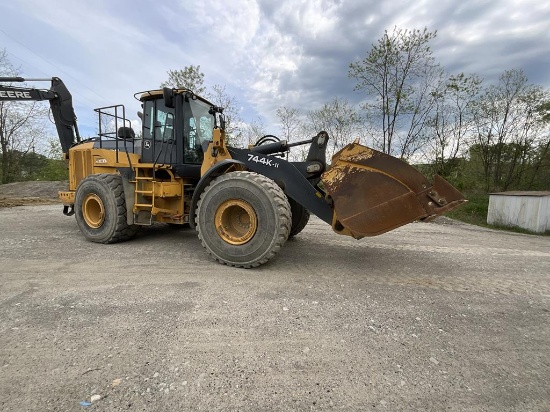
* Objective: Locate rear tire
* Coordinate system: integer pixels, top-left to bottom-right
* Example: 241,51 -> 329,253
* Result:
74,174 -> 139,244
288,197 -> 310,238
195,171 -> 291,268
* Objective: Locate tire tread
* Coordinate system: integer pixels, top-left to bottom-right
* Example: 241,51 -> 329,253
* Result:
196,171 -> 291,268
75,174 -> 139,244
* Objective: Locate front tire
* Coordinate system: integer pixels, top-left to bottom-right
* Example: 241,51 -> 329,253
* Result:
288,197 -> 310,238
195,171 -> 291,268
74,174 -> 139,244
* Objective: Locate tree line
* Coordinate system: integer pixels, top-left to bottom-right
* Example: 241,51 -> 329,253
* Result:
160,28 -> 550,193
1,27 -> 549,192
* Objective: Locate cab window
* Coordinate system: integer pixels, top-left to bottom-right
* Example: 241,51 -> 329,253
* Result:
184,100 -> 214,164
142,100 -> 175,142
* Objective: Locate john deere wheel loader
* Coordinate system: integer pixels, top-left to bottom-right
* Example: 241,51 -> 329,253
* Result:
0,77 -> 466,268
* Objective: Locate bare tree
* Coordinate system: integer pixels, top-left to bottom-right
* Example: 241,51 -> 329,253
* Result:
0,49 -> 50,183
307,97 -> 362,159
469,69 -> 549,191
349,27 -> 442,159
275,106 -> 310,161
207,84 -> 243,147
276,106 -> 303,142
241,117 -> 267,147
427,73 -> 482,178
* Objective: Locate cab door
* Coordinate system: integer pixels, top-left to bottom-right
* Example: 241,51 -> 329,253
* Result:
140,98 -> 179,164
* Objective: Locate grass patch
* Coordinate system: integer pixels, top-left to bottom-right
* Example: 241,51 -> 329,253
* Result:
446,192 -> 489,227
487,222 -> 550,236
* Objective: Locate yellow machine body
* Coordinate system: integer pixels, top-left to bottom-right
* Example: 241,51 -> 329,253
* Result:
59,143 -> 192,224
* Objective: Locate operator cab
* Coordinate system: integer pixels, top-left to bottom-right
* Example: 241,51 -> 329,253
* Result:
138,89 -> 216,173
93,89 -> 218,179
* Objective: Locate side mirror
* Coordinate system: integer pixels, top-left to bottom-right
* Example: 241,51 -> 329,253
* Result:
163,87 -> 175,108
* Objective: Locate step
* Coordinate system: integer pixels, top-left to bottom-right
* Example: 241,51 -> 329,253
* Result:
152,207 -> 180,214
134,210 -> 153,225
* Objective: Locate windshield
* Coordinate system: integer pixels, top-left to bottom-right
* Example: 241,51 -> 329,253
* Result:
188,99 -> 214,144
183,98 -> 216,164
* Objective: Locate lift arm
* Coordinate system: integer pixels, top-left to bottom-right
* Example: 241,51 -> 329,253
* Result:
0,77 -> 80,153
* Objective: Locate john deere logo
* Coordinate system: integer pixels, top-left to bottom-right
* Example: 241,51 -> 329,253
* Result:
0,90 -> 32,99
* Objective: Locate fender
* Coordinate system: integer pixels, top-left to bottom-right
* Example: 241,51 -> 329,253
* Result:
229,147 -> 334,224
189,159 -> 245,228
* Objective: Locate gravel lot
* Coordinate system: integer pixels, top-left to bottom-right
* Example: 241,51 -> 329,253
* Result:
0,202 -> 549,411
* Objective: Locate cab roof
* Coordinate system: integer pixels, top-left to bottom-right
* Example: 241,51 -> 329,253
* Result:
136,89 -> 215,107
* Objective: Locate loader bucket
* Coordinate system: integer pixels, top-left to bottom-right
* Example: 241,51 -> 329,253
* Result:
321,143 -> 467,238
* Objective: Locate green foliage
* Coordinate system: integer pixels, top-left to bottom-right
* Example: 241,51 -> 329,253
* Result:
38,158 -> 69,181
160,66 -> 244,146
467,140 -> 550,191
0,150 -> 67,183
1,49 -> 55,183
445,192 -> 489,227
348,28 -> 550,196
466,69 -> 549,191
537,101 -> 550,122
160,65 -> 206,95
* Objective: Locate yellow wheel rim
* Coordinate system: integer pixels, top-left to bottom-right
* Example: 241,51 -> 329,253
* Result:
215,199 -> 257,245
82,193 -> 105,228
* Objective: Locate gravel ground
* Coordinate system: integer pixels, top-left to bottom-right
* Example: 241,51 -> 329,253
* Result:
0,201 -> 549,411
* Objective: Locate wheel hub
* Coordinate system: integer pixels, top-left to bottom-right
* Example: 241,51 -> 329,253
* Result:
82,193 -> 105,228
215,199 -> 257,245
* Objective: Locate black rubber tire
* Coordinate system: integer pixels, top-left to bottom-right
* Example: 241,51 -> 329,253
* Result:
74,174 -> 139,244
288,197 -> 310,238
195,171 -> 291,268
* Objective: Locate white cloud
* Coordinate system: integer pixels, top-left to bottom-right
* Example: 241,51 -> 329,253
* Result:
1,0 -> 549,139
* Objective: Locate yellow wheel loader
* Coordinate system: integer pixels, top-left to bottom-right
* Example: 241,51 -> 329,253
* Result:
0,77 -> 466,268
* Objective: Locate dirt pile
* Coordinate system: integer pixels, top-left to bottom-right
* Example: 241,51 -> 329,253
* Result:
0,181 -> 68,207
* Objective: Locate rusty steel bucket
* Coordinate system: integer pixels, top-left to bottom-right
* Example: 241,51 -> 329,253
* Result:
321,143 -> 467,238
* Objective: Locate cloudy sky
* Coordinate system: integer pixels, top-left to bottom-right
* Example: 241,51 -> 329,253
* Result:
1,0 -> 549,139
